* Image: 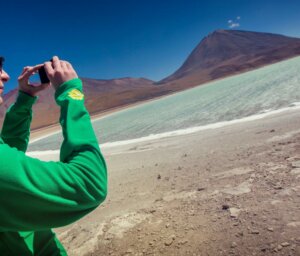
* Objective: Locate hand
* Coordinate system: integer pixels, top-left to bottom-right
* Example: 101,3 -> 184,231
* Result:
44,56 -> 78,90
18,65 -> 50,97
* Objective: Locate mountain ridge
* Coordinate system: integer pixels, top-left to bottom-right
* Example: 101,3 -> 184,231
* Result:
158,29 -> 300,84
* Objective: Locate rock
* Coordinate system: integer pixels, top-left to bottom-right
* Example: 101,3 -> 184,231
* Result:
281,242 -> 290,247
157,174 -> 161,180
274,184 -> 283,190
270,129 -> 275,133
237,231 -> 244,237
277,245 -> 283,251
197,187 -> 205,191
164,238 -> 174,246
126,248 -> 134,254
231,242 -> 237,248
250,230 -> 260,234
271,200 -> 282,205
222,181 -> 251,195
267,227 -> 274,232
291,168 -> 300,174
222,204 -> 230,210
165,223 -> 170,228
291,161 -> 300,168
260,248 -> 267,252
154,197 -> 163,202
287,222 -> 300,228
178,239 -> 188,245
230,208 -> 241,218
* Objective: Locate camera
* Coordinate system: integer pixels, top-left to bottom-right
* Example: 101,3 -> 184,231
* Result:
38,66 -> 50,84
38,59 -> 53,84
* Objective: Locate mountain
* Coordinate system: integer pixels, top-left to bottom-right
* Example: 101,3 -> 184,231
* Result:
158,30 -> 300,87
1,30 -> 300,130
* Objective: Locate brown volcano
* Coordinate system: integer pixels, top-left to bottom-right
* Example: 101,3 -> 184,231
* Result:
158,29 -> 300,87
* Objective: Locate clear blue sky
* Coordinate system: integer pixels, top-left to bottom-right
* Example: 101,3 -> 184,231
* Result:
1,0 -> 300,93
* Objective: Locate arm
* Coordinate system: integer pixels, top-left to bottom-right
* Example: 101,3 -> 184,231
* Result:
1,65 -> 49,152
1,91 -> 37,152
0,61 -> 107,232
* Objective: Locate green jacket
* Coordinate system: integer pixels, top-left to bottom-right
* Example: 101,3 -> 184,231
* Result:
0,78 -> 107,255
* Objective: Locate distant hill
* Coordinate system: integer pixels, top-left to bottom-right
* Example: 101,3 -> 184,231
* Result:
158,29 -> 300,87
1,30 -> 300,129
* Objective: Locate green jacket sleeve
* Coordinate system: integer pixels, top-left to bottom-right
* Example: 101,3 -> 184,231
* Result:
1,91 -> 37,152
0,78 -> 107,232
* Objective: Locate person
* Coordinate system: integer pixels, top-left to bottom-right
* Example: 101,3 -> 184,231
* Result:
0,56 -> 107,255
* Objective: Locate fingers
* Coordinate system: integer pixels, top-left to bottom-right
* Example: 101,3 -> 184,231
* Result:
23,64 -> 44,79
19,57 -> 76,92
32,64 -> 44,71
52,56 -> 61,69
21,66 -> 31,75
44,61 -> 54,76
65,62 -> 72,70
19,64 -> 44,81
59,60 -> 73,72
45,57 -> 69,76
60,61 -> 68,69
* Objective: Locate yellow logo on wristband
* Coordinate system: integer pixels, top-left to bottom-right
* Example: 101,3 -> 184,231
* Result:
68,89 -> 84,100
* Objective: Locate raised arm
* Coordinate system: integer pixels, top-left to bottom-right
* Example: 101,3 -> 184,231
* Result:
0,58 -> 107,231
1,65 -> 48,152
1,92 -> 37,151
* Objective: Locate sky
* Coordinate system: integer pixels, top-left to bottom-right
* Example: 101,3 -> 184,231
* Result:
1,0 -> 300,93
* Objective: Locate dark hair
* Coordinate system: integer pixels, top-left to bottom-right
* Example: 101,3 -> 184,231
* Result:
0,56 -> 4,69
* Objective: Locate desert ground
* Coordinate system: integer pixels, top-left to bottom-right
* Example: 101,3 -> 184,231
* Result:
31,107 -> 300,256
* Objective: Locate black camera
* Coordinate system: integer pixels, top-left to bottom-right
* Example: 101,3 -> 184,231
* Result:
38,59 -> 53,84
38,66 -> 50,84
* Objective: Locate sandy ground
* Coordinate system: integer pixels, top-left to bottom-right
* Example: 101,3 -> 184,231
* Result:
33,108 -> 300,256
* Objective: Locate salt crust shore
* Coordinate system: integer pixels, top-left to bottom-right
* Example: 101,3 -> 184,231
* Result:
29,107 -> 300,255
